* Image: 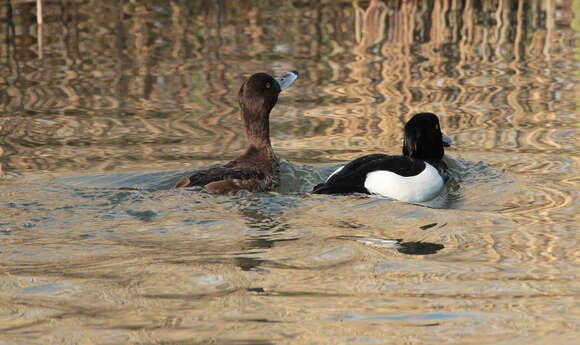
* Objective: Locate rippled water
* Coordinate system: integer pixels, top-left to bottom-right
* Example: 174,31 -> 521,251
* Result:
0,1 -> 579,344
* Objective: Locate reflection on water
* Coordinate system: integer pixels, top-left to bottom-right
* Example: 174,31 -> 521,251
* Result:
0,1 -> 578,344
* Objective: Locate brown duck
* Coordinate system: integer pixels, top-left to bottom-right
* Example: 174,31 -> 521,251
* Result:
175,71 -> 298,194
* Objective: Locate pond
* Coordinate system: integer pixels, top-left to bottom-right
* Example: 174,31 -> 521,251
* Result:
0,1 -> 578,344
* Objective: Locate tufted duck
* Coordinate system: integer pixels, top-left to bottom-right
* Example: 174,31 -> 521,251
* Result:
312,112 -> 453,203
175,71 -> 298,194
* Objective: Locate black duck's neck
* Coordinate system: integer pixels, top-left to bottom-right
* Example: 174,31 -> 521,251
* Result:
403,135 -> 444,160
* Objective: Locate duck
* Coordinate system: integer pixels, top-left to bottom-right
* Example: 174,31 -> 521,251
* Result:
175,70 -> 298,194
312,112 -> 453,203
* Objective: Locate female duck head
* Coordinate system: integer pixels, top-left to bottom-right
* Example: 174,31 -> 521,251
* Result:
402,112 -> 452,160
238,71 -> 298,146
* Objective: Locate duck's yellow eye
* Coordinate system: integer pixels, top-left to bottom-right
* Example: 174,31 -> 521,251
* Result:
265,82 -> 271,89
435,123 -> 440,130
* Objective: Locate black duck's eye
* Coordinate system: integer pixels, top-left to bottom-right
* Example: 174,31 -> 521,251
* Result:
435,123 -> 440,130
265,82 -> 271,89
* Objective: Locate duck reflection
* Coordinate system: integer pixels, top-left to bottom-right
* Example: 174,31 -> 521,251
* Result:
232,195 -> 299,271
232,194 -> 445,274
233,256 -> 265,272
396,241 -> 444,255
336,235 -> 444,255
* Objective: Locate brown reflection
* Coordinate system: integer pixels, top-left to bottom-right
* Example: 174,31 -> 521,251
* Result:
223,195 -> 303,271
238,197 -> 291,232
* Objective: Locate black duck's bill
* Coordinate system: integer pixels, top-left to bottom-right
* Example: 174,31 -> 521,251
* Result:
442,133 -> 453,147
276,70 -> 298,91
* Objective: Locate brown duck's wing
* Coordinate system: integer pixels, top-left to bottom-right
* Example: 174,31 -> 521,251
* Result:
204,177 -> 274,194
175,164 -> 274,193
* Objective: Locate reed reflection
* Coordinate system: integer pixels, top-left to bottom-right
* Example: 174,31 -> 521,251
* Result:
0,0 -> 574,168
0,0 -> 576,226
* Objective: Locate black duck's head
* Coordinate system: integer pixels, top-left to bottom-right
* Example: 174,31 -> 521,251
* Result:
238,71 -> 298,145
402,112 -> 452,160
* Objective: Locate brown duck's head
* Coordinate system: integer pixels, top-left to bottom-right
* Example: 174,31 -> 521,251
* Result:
238,71 -> 298,146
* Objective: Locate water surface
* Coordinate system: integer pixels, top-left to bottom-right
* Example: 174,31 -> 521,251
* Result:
0,1 -> 579,344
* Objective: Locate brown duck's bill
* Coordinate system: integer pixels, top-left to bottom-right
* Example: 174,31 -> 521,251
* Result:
275,70 -> 298,91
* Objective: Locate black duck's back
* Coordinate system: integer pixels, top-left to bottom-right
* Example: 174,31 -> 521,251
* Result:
312,154 -> 427,195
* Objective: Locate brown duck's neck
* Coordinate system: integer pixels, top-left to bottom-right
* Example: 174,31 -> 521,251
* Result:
241,108 -> 273,151
241,142 -> 276,161
244,127 -> 271,149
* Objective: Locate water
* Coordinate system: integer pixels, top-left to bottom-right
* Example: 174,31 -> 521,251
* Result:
1,1 -> 579,344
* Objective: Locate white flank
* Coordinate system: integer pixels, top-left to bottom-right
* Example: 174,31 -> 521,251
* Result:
363,163 -> 443,202
326,166 -> 344,182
